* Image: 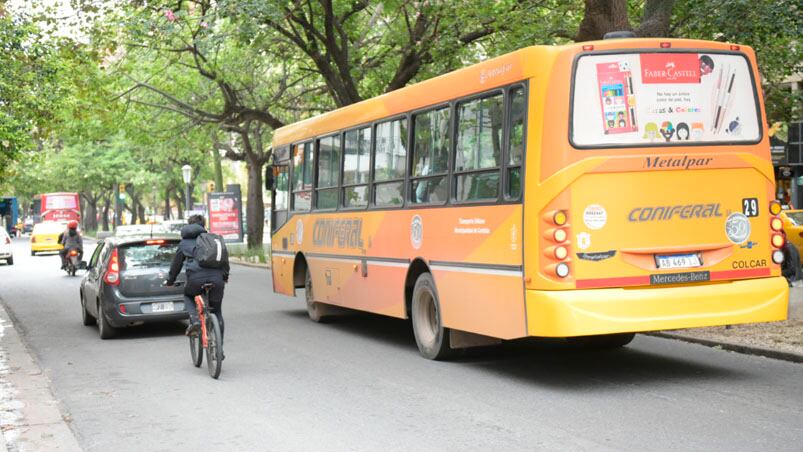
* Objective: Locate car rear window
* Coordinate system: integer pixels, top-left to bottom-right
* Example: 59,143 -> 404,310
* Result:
119,241 -> 178,269
785,212 -> 803,226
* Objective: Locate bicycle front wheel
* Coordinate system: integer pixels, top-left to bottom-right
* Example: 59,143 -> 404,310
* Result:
189,324 -> 203,368
205,314 -> 223,379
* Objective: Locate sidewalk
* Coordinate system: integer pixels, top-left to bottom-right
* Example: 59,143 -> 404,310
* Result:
655,286 -> 803,363
0,301 -> 81,452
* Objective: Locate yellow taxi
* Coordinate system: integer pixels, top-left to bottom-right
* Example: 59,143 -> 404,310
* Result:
780,210 -> 803,263
30,221 -> 65,255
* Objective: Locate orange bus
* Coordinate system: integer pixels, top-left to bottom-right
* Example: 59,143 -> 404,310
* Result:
267,36 -> 788,359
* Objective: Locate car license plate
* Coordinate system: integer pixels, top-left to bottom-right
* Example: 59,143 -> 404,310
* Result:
151,302 -> 174,313
656,253 -> 701,269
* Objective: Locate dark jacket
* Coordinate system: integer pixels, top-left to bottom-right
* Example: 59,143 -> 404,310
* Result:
167,223 -> 230,285
59,229 -> 83,250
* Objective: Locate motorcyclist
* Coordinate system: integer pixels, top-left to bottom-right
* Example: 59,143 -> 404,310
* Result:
165,215 -> 229,342
58,220 -> 83,269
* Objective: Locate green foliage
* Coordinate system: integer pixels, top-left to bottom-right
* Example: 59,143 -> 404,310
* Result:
672,0 -> 803,125
0,14 -> 69,174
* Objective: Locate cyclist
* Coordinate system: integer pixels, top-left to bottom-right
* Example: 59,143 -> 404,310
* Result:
58,220 -> 83,269
165,215 -> 230,343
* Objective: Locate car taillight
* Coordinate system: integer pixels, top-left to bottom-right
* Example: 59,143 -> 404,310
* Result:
4,237 -> 10,244
31,236 -> 37,243
146,239 -> 165,245
104,248 -> 120,286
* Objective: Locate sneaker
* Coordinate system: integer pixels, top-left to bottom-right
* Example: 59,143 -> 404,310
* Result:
185,322 -> 200,336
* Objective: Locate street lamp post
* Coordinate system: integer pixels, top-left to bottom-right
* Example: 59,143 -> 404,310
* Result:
182,164 -> 193,217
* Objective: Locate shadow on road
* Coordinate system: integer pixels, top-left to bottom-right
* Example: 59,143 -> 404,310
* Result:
280,308 -> 748,389
103,321 -> 187,340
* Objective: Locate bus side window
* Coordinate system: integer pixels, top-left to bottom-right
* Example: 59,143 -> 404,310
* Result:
454,93 -> 504,202
272,165 -> 290,232
343,127 -> 371,208
292,142 -> 314,211
411,106 -> 450,205
373,118 -> 408,207
315,135 -> 341,210
507,87 -> 526,200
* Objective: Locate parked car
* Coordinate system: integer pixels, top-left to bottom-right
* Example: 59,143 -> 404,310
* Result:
780,210 -> 803,264
30,221 -> 66,255
0,228 -> 13,265
79,236 -> 187,339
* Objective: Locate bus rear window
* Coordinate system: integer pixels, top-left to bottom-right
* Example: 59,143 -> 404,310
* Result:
571,52 -> 760,148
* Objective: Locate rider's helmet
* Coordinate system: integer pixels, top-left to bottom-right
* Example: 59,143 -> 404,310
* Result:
67,220 -> 79,229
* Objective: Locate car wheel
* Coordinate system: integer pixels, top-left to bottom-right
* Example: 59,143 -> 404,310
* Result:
6,257 -> 12,265
30,251 -> 35,256
81,292 -> 96,326
97,299 -> 117,339
411,272 -> 452,360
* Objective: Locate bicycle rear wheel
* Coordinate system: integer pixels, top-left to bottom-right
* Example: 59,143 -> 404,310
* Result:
189,323 -> 203,367
205,314 -> 223,379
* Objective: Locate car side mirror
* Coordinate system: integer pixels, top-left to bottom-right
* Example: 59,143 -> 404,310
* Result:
265,165 -> 275,191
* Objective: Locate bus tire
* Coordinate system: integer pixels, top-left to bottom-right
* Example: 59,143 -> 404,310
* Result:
305,267 -> 331,323
411,273 -> 452,360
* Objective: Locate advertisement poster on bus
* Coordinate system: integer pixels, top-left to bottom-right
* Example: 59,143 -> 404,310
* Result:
207,192 -> 243,243
572,52 -> 760,147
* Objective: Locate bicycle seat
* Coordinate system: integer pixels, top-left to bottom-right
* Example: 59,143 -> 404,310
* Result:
201,283 -> 215,290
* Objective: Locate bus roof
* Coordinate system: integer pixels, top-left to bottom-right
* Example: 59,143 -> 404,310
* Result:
271,38 -> 751,148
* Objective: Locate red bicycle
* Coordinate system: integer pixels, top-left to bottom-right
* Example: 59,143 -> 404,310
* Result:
188,283 -> 223,379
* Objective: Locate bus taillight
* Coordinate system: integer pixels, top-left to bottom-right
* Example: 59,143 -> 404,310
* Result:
555,263 -> 570,278
553,228 -> 568,242
770,217 -> 783,231
769,201 -> 782,215
554,246 -> 568,260
552,211 -> 567,226
771,233 -> 785,248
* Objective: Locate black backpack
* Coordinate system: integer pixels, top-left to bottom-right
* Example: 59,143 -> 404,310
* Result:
194,233 -> 228,269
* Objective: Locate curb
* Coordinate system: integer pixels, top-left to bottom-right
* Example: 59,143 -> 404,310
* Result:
648,332 -> 803,364
230,258 -> 270,269
0,300 -> 83,451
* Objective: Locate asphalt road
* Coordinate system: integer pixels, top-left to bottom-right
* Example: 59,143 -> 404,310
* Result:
1,237 -> 802,451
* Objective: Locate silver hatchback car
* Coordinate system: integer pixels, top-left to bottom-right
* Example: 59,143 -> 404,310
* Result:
80,236 -> 187,339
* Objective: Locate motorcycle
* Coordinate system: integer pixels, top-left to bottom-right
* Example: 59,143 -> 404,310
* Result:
64,247 -> 85,276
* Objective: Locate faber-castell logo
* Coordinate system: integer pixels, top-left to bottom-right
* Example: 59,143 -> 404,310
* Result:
480,64 -> 512,84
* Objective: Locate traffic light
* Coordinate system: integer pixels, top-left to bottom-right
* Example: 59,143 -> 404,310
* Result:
118,183 -> 126,200
207,181 -> 215,192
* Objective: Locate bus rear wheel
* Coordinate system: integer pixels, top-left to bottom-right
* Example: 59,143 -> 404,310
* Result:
411,273 -> 452,360
305,268 -> 332,323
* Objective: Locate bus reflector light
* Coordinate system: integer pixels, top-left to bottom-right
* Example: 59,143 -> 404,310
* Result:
770,217 -> 783,231
660,42 -> 671,48
553,211 -> 567,226
553,228 -> 568,243
771,233 -> 785,248
556,263 -> 570,278
769,201 -> 782,215
730,45 -> 740,51
555,246 -> 568,260
582,45 -> 594,51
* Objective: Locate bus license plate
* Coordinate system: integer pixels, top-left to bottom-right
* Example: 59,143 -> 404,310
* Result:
152,302 -> 174,313
656,253 -> 701,269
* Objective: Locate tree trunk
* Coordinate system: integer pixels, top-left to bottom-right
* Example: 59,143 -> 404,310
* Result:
212,148 -> 224,192
137,200 -> 147,224
102,196 -> 111,231
245,155 -> 265,249
164,187 -> 172,220
576,0 -> 631,42
84,195 -> 99,231
174,195 -> 184,219
635,0 -> 675,37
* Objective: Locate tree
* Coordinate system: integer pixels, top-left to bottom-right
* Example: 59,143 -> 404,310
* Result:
575,0 -> 675,41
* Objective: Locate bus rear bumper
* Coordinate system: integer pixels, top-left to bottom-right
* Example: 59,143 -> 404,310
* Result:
526,276 -> 789,337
